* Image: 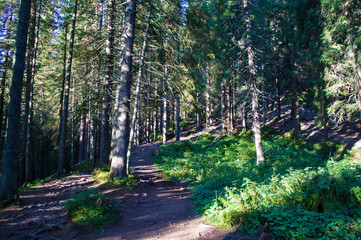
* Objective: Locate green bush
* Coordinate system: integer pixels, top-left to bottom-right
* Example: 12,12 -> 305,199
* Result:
152,130 -> 361,239
19,176 -> 53,193
92,169 -> 138,190
65,188 -> 120,229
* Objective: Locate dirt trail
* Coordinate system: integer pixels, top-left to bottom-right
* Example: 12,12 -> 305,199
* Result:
0,174 -> 93,239
0,128 -> 246,240
2,107 -> 359,239
79,139 -> 246,240
267,106 -> 361,150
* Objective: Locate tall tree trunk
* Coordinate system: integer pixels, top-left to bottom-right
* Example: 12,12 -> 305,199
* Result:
78,113 -> 85,163
162,66 -> 168,144
272,12 -> 281,120
289,14 -> 300,138
227,85 -> 232,135
71,77 -> 75,166
25,0 -> 42,184
99,0 -> 115,168
221,83 -> 225,130
109,0 -> 136,178
22,0 -> 37,185
59,22 -> 68,144
127,5 -> 151,169
162,93 -> 167,144
58,0 -> 78,177
241,104 -> 247,131
154,109 -> 158,141
196,92 -> 201,129
0,0 -> 31,203
244,0 -> 265,164
154,82 -> 158,141
205,71 -> 211,128
0,2 -> 14,161
176,95 -> 180,141
91,2 -> 104,166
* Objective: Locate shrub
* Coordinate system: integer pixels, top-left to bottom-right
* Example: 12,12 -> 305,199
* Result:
65,188 -> 120,229
152,130 -> 361,238
92,169 -> 138,190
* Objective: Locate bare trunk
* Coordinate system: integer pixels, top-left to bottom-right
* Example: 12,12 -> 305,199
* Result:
25,0 -> 42,184
109,0 -> 136,178
71,77 -> 75,166
162,66 -> 168,144
78,113 -> 85,163
244,0 -> 265,164
154,109 -> 158,141
221,83 -> 225,130
196,92 -> 201,129
227,85 -> 232,135
162,92 -> 167,144
22,0 -> 37,184
99,0 -> 115,168
127,5 -> 151,169
0,3 -> 14,162
58,0 -> 78,177
242,104 -> 247,131
0,0 -> 31,203
176,95 -> 180,141
289,14 -> 300,138
205,72 -> 211,128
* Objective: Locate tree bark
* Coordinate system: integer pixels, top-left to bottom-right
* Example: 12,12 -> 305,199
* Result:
244,0 -> 265,164
227,85 -> 232,135
0,0 -> 31,203
58,0 -> 78,177
205,70 -> 211,128
24,0 -> 42,184
109,0 -> 136,178
196,92 -> 201,129
289,14 -> 300,138
99,0 -> 115,168
162,66 -> 168,144
127,5 -> 151,170
59,22 -> 68,144
176,95 -> 180,141
221,83 -> 225,130
162,93 -> 167,144
0,2 -> 14,160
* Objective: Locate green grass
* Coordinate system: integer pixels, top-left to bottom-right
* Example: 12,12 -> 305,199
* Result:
65,188 -> 120,229
152,128 -> 361,239
19,176 -> 53,193
92,169 -> 139,190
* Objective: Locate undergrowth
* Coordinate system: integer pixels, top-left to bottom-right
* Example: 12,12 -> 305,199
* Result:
65,188 -> 120,229
19,176 -> 53,193
152,127 -> 361,239
92,169 -> 138,190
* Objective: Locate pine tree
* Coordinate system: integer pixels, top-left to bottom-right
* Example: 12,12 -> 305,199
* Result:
0,0 -> 31,203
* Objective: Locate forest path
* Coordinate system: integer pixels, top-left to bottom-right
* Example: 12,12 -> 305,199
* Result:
0,174 -> 93,239
79,132 -> 248,240
0,127 -> 246,240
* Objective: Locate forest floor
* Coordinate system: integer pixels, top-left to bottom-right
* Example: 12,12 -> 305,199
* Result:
0,106 -> 360,240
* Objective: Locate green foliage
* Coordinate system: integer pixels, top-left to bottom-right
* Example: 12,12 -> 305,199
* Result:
19,176 -> 53,193
92,169 -> 138,190
65,188 -> 120,229
153,131 -> 361,238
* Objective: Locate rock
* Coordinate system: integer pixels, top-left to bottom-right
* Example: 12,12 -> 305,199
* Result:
96,198 -> 103,207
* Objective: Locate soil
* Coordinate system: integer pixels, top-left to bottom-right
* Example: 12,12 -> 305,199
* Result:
0,106 -> 360,239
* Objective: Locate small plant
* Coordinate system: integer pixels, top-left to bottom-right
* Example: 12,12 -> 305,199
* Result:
65,188 -> 120,229
19,176 -> 53,193
152,130 -> 361,239
92,169 -> 138,190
